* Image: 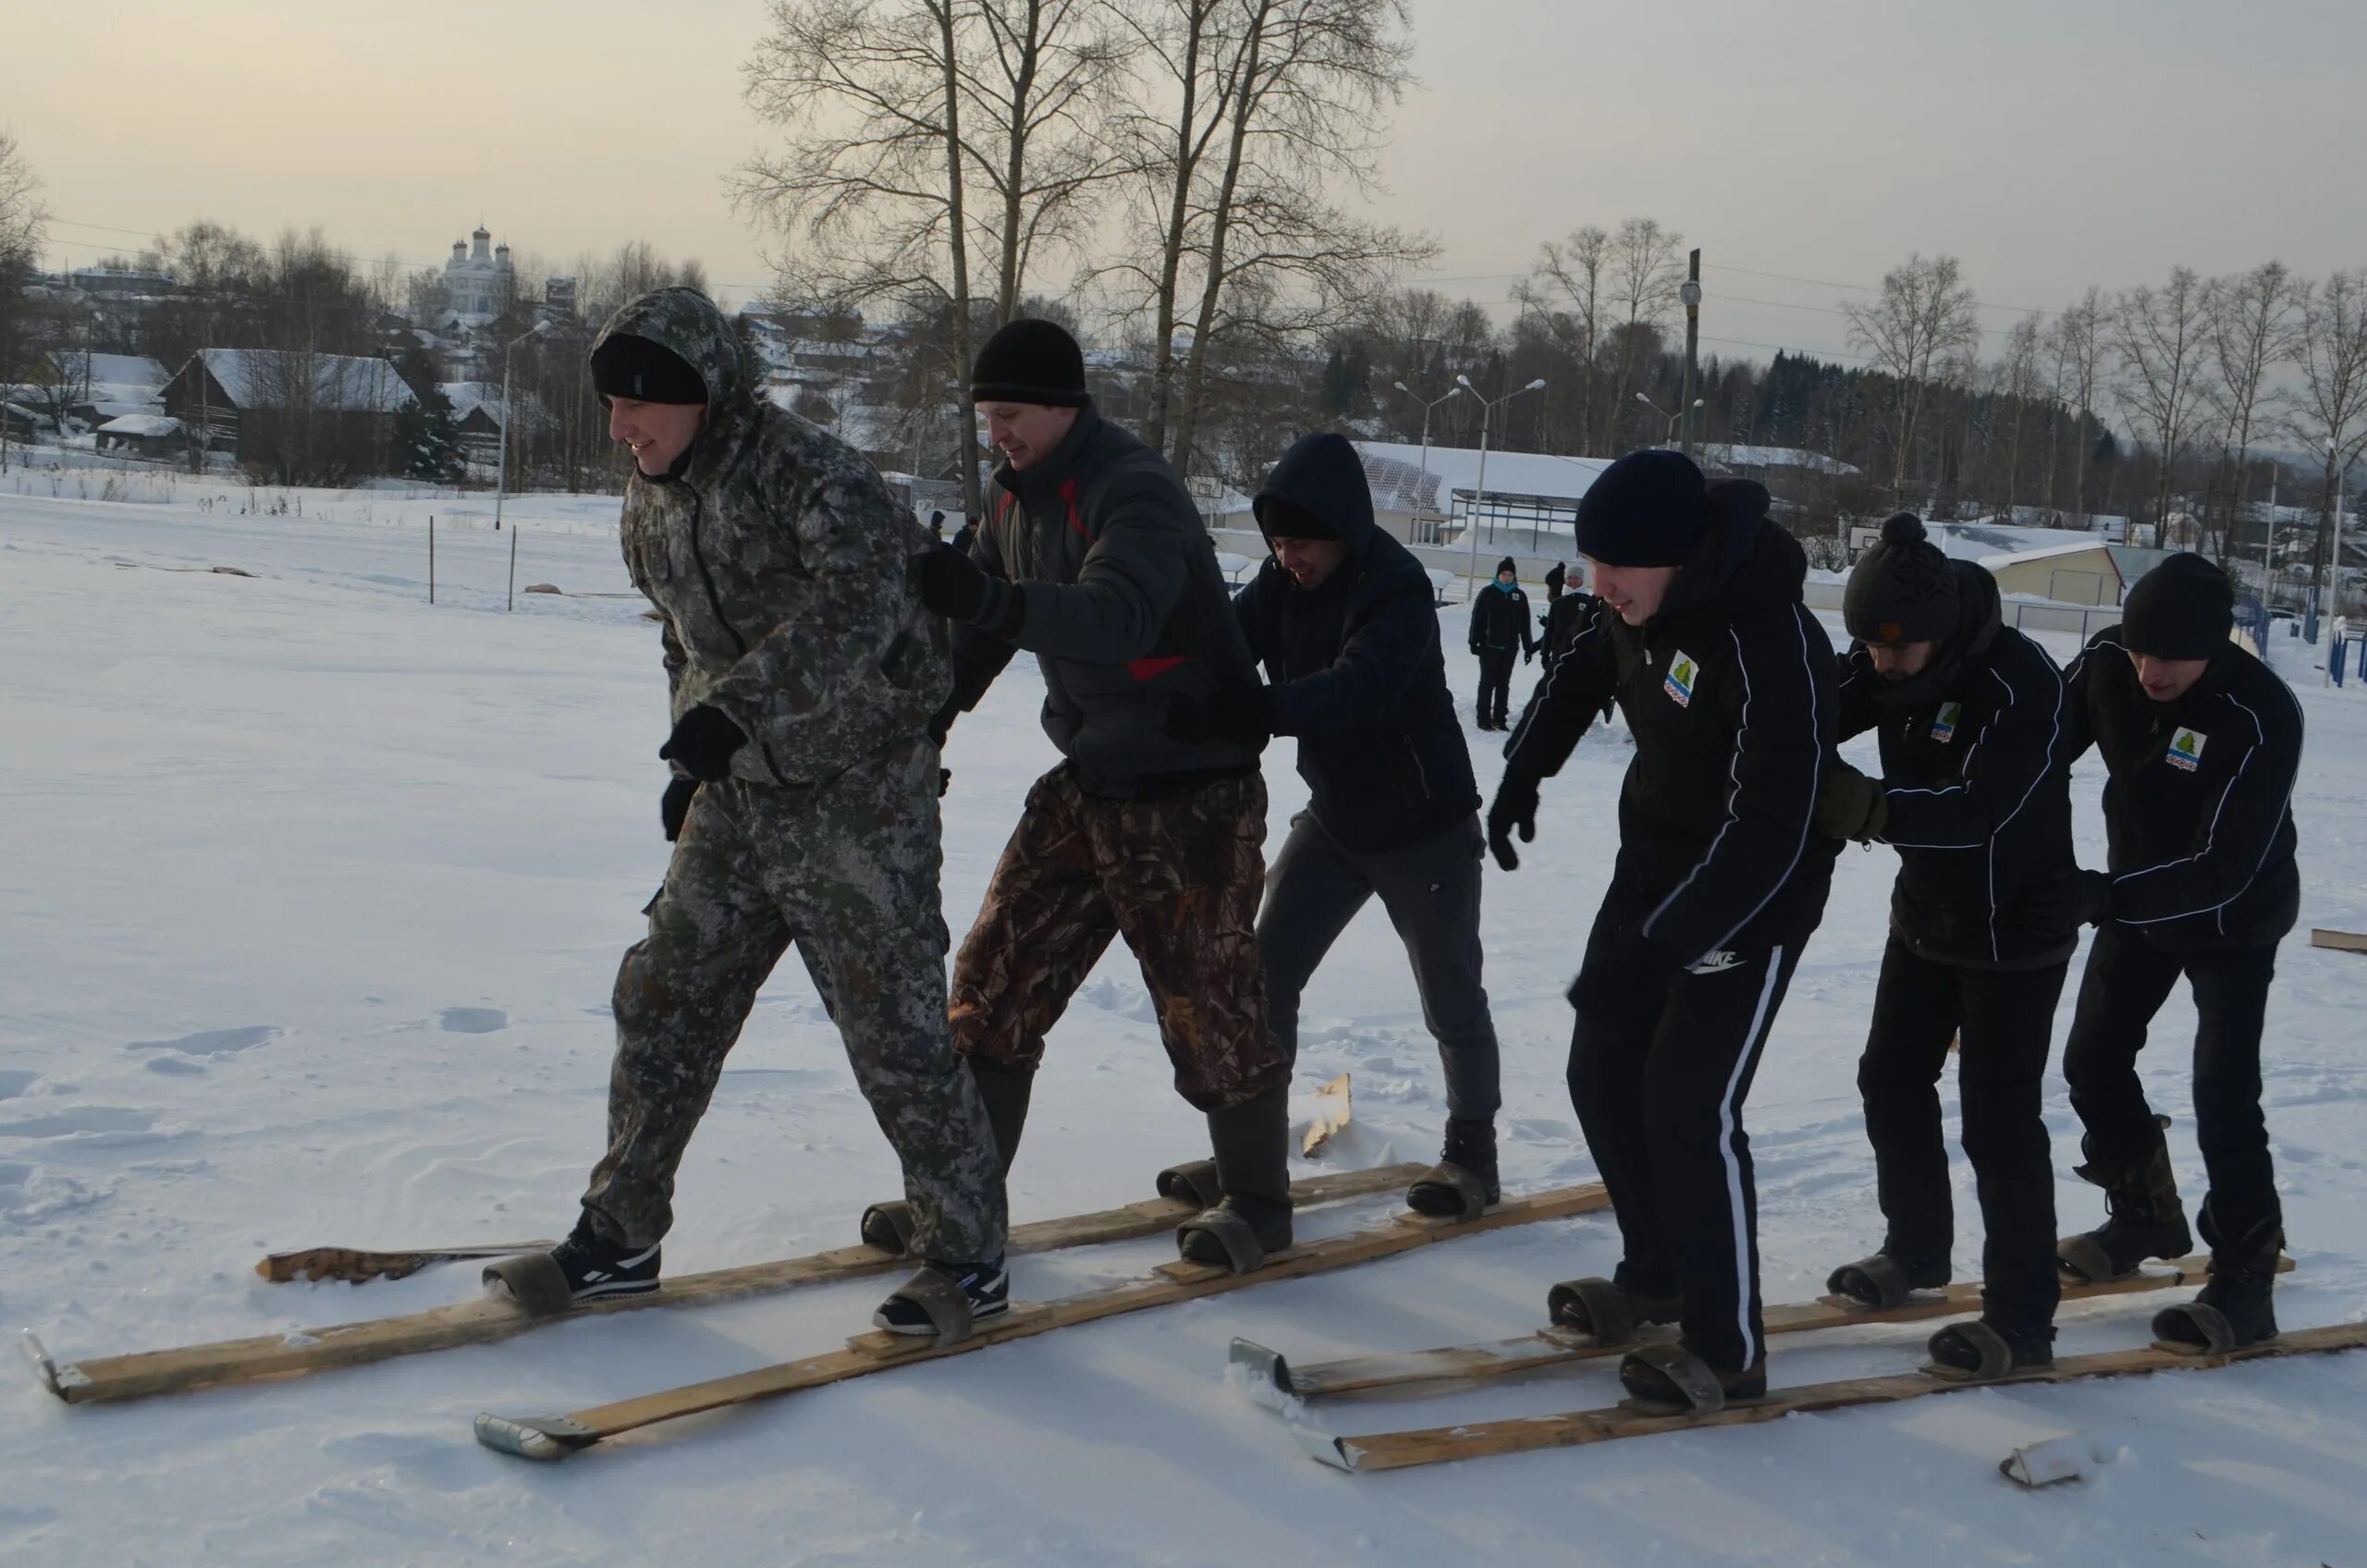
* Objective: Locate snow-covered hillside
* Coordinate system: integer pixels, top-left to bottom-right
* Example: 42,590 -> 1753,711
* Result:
6,484 -> 2367,1567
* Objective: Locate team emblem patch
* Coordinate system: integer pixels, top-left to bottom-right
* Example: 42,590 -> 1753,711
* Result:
1931,702 -> 1963,743
1663,651 -> 1699,708
2167,728 -> 2207,772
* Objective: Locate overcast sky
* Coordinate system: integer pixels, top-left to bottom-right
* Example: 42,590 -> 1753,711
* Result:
10,0 -> 2363,364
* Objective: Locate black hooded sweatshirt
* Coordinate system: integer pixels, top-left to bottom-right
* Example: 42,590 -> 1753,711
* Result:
1835,561 -> 2080,970
1233,433 -> 1480,852
1503,483 -> 1839,968
2063,628 -> 2302,952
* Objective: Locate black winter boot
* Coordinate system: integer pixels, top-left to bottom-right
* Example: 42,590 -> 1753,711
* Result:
1925,1318 -> 2054,1380
2057,1133 -> 2191,1282
2152,1199 -> 2281,1353
1176,1084 -> 1294,1270
1826,1247 -> 1950,1310
1406,1118 -> 1500,1219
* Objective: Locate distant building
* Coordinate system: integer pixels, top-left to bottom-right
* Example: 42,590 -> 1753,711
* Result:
162,349 -> 413,472
29,350 -> 171,429
93,413 -> 186,461
443,227 -> 515,326
544,276 -> 578,320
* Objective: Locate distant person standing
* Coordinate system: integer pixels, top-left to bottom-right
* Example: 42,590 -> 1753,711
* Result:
1539,560 -> 1595,667
1468,557 -> 1536,729
950,514 -> 977,557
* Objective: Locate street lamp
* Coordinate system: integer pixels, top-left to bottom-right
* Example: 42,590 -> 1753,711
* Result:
493,319 -> 554,533
1392,379 -> 1463,534
1636,391 -> 1703,448
1456,374 -> 1547,599
1679,253 -> 1703,457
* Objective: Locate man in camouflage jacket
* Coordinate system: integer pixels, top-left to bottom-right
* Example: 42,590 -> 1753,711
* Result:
497,287 -> 1007,1339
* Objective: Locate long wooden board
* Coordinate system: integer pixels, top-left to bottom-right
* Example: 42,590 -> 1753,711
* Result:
1297,1318 -> 2367,1473
256,1242 -> 558,1285
472,1182 -> 1613,1461
2310,928 -> 2367,954
1235,1254 -> 2291,1403
29,1163 -> 1424,1405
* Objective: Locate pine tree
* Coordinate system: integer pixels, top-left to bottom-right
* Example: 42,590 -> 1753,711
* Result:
392,383 -> 465,484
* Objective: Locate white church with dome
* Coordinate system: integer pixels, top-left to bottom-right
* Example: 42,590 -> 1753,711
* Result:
442,227 -> 515,326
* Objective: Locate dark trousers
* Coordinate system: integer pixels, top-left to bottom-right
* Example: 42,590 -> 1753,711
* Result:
1858,937 -> 2066,1330
1476,648 -> 1516,727
2063,924 -> 2281,1240
1257,812 -> 1501,1121
1568,904 -> 1802,1372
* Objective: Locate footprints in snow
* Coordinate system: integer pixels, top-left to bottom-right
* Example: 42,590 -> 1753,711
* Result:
437,1007 -> 509,1035
129,1024 -> 279,1056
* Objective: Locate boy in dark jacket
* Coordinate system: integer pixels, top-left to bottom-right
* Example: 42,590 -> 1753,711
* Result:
1175,432 -> 1501,1217
916,320 -> 1293,1273
1491,449 -> 1838,1413
1539,560 -> 1594,666
1814,513 -> 2087,1378
2055,554 -> 2302,1353
1469,557 -> 1537,729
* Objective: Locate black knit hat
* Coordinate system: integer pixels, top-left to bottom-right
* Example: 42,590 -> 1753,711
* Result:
590,334 -> 709,405
969,319 -> 1088,407
1257,495 -> 1336,542
2123,552 -> 2235,658
1576,449 -> 1707,567
1845,512 -> 1959,646
1544,561 -> 1567,594
1495,557 -> 1517,579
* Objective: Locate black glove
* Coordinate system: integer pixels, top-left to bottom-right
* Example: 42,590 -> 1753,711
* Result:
938,768 -> 951,799
913,545 -> 1022,637
1523,645 -> 1537,665
1813,762 -> 1888,842
658,704 -> 747,783
661,778 -> 699,842
1487,773 -> 1541,872
2072,869 -> 2115,927
1165,684 -> 1275,752
926,699 -> 960,749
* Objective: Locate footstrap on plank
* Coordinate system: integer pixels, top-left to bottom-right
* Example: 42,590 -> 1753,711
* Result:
1176,1207 -> 1267,1275
481,1253 -> 575,1319
881,1267 -> 976,1350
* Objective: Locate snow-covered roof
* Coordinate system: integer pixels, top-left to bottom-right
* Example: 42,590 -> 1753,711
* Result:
95,414 -> 183,438
1980,539 -> 2121,570
47,351 -> 170,393
440,381 -> 506,422
1927,522 -> 2105,563
1699,442 -> 1858,475
1352,440 -> 1612,514
190,349 -> 414,414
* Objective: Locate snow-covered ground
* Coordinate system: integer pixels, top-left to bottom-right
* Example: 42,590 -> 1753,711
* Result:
7,480 -> 2367,1567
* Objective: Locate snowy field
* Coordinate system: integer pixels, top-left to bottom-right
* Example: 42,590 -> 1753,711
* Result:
7,476 -> 2367,1567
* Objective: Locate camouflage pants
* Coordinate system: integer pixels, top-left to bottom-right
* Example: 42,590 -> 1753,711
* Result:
950,764 -> 1284,1112
582,739 -> 1007,1263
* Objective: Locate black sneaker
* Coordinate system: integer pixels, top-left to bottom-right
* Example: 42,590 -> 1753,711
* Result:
546,1220 -> 662,1304
873,1256 -> 1010,1337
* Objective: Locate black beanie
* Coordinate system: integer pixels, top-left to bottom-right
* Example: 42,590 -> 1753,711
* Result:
1845,512 -> 1960,646
1576,449 -> 1707,567
1257,495 -> 1336,542
1496,557 -> 1517,579
969,319 -> 1088,407
1544,561 -> 1567,594
589,334 -> 709,405
2123,552 -> 2235,658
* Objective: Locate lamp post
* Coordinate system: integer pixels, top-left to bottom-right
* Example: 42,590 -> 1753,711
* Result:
1679,251 -> 1703,457
493,319 -> 552,533
1636,391 -> 1703,448
1392,379 -> 1462,533
1456,374 -> 1547,599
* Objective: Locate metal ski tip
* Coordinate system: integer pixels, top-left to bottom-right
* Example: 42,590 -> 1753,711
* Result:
473,1412 -> 600,1461
19,1329 -> 62,1398
1293,1424 -> 1362,1472
1228,1337 -> 1292,1397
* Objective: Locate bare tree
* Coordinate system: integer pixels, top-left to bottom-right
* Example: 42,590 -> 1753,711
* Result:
2049,288 -> 2108,524
1600,217 -> 1684,452
0,129 -> 48,470
1991,314 -> 2042,520
968,0 -> 1130,315
2204,261 -> 2301,564
1843,251 -> 1981,499
2111,267 -> 2214,547
1513,223 -> 1608,455
2286,269 -> 2367,606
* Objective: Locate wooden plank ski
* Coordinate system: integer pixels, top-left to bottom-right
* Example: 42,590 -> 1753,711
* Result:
1297,1318 -> 2367,1474
256,1242 -> 558,1285
2310,928 -> 2367,954
472,1182 -> 1612,1461
34,1163 -> 1423,1406
1235,1254 -> 2291,1403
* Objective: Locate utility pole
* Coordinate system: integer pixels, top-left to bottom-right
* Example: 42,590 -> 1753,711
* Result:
1679,249 -> 1703,459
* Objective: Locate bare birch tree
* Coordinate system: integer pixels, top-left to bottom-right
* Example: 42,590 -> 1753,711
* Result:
2285,269 -> 2367,605
2205,261 -> 2301,563
1513,224 -> 1609,454
2111,267 -> 2214,547
1600,217 -> 1685,453
1843,251 -> 1981,500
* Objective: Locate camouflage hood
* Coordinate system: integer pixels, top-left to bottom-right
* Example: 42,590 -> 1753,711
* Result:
593,286 -> 755,422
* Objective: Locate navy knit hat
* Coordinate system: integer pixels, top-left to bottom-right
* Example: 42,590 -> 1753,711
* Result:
1544,561 -> 1567,594
1495,557 -> 1517,579
969,319 -> 1089,408
2123,552 -> 2235,658
1576,449 -> 1707,567
1845,512 -> 1959,646
590,334 -> 709,405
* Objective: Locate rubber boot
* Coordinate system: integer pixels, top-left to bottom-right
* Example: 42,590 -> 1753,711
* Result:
2058,1133 -> 2190,1281
1406,1117 -> 1500,1218
1925,1318 -> 2054,1379
2153,1199 -> 2280,1352
1176,1083 -> 1294,1266
967,1059 -> 1033,1177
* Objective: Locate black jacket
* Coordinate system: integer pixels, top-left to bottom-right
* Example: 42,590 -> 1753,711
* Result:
947,403 -> 1261,797
2064,628 -> 2302,952
1504,485 -> 1838,968
1837,563 -> 2079,970
1540,592 -> 1595,667
1233,434 -> 1480,853
1470,582 -> 1537,657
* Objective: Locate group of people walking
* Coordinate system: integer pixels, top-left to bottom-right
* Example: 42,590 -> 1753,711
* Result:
498,290 -> 2306,1410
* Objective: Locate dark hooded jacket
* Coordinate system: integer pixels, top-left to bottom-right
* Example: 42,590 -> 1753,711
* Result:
600,287 -> 950,788
1836,561 -> 2080,969
1233,433 -> 1480,853
1470,573 -> 1538,657
2063,628 -> 2302,952
1503,483 -> 1839,967
946,403 -> 1261,797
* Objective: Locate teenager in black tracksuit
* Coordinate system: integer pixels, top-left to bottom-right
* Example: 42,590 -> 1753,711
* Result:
1539,560 -> 1596,667
1491,450 -> 1838,1410
1814,513 -> 2090,1377
1175,434 -> 1502,1216
2056,553 -> 2302,1352
1469,557 -> 1536,729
